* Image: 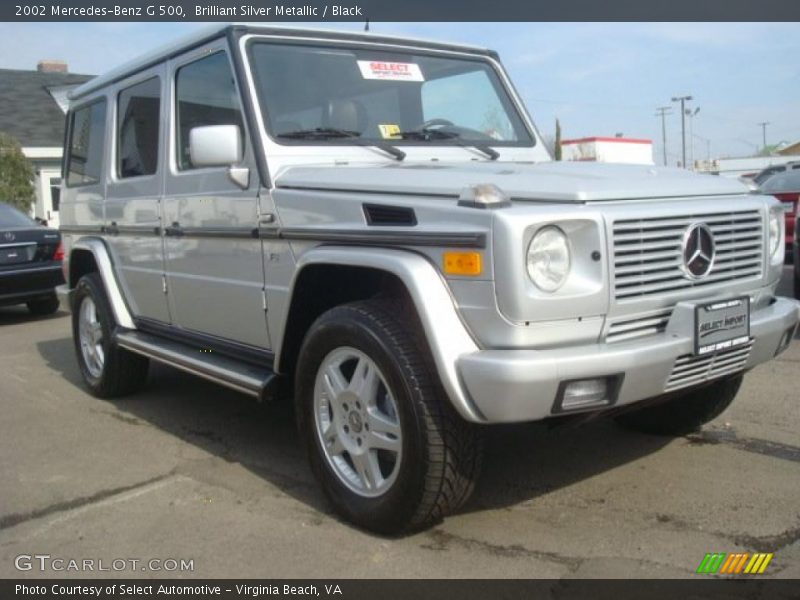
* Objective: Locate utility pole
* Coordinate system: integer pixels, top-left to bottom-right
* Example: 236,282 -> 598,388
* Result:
758,121 -> 769,152
655,106 -> 671,166
687,107 -> 699,167
671,95 -> 692,168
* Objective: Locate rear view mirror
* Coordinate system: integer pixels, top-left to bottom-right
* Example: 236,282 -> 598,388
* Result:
188,125 -> 242,168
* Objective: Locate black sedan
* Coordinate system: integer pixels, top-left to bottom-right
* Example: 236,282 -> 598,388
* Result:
0,202 -> 65,315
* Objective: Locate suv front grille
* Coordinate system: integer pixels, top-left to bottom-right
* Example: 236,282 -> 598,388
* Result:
665,340 -> 753,392
613,210 -> 763,300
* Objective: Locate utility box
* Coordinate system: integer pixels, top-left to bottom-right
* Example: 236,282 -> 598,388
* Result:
561,136 -> 654,165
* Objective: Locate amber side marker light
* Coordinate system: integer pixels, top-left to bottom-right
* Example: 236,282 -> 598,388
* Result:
443,251 -> 482,276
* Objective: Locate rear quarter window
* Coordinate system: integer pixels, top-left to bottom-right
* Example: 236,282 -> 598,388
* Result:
66,99 -> 107,187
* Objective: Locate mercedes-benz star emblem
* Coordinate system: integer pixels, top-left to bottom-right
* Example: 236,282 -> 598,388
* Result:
681,223 -> 715,280
3,232 -> 15,242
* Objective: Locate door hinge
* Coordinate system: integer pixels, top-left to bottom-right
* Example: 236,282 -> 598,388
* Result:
162,274 -> 168,294
261,289 -> 267,311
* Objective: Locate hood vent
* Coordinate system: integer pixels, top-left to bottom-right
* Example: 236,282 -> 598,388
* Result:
363,204 -> 417,227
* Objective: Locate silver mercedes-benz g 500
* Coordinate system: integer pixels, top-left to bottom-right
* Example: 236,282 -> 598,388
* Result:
59,25 -> 799,534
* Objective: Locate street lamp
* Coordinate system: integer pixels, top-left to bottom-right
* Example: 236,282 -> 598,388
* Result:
671,95 -> 693,168
685,107 -> 700,167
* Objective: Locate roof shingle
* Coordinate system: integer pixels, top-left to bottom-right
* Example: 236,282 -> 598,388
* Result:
0,68 -> 94,147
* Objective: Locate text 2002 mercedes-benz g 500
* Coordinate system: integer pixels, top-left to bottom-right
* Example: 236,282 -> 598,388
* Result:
59,25 -> 799,534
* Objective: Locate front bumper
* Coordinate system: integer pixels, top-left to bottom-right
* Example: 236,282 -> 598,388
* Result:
457,296 -> 800,423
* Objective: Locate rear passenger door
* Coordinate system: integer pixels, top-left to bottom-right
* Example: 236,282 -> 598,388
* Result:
105,66 -> 171,323
162,43 -> 271,349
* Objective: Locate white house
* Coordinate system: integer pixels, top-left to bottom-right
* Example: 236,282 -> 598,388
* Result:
561,136 -> 654,165
0,61 -> 93,228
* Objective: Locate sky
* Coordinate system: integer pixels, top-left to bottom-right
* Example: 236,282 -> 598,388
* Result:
0,21 -> 797,164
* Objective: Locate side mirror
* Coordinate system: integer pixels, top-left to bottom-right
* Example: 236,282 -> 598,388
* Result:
188,124 -> 242,168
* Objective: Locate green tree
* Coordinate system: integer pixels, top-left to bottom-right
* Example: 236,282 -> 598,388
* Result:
554,118 -> 562,161
0,132 -> 35,213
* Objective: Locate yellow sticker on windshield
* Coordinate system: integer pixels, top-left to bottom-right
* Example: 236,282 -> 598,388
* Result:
379,124 -> 401,139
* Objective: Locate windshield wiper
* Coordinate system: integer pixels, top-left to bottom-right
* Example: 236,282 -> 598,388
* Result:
277,128 -> 405,161
395,128 -> 500,161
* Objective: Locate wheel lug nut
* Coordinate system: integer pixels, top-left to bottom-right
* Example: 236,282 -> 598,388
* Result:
344,425 -> 349,433
357,438 -> 362,446
343,403 -> 349,411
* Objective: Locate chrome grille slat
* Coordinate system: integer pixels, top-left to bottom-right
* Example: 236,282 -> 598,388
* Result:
613,210 -> 764,300
606,309 -> 672,344
616,249 -> 682,264
613,214 -> 760,231
665,341 -> 753,392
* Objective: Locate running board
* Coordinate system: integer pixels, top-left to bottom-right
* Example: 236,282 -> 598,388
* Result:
115,330 -> 276,401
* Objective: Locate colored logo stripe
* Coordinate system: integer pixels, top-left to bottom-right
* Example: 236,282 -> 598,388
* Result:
744,553 -> 773,574
697,553 -> 726,574
696,553 -> 773,574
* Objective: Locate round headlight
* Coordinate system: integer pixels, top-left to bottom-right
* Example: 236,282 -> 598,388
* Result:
527,226 -> 571,292
768,210 -> 782,258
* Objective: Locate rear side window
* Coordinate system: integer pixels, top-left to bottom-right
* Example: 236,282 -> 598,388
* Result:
0,203 -> 37,227
66,100 -> 107,187
175,52 -> 243,170
118,77 -> 161,178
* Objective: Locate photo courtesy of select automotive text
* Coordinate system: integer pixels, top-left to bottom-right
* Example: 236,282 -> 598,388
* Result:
1,1 -> 799,598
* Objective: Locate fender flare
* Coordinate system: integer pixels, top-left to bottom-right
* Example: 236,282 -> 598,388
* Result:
280,246 -> 485,423
70,237 -> 136,330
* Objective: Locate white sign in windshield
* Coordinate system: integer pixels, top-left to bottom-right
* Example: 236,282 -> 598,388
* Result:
357,60 -> 425,82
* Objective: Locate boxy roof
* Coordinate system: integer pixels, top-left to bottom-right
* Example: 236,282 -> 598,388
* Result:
69,24 -> 496,102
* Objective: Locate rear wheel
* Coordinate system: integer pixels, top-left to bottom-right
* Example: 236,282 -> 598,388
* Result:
72,272 -> 149,398
26,293 -> 60,315
296,300 -> 482,534
615,374 -> 742,436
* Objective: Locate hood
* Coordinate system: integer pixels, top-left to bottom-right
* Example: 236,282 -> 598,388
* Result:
274,160 -> 749,202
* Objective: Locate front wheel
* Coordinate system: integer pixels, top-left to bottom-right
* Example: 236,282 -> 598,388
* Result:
615,374 -> 743,436
295,300 -> 482,534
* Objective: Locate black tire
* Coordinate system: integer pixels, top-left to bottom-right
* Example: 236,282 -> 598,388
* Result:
615,374 -> 743,436
26,293 -> 60,315
72,272 -> 149,398
295,300 -> 482,535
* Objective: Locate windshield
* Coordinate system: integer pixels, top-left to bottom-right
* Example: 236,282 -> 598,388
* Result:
761,171 -> 800,193
248,42 -> 533,147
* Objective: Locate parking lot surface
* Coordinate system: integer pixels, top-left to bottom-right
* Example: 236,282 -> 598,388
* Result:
1,268 -> 798,579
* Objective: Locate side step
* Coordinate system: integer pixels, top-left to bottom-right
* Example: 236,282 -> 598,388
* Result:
115,330 -> 276,401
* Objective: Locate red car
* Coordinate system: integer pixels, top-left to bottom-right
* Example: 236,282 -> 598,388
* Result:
759,170 -> 800,261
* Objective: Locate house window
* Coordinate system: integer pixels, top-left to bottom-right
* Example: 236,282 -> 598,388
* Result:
175,52 -> 243,170
50,178 -> 62,212
66,99 -> 106,187
118,77 -> 161,178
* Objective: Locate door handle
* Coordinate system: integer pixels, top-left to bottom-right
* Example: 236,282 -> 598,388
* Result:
259,214 -> 276,226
